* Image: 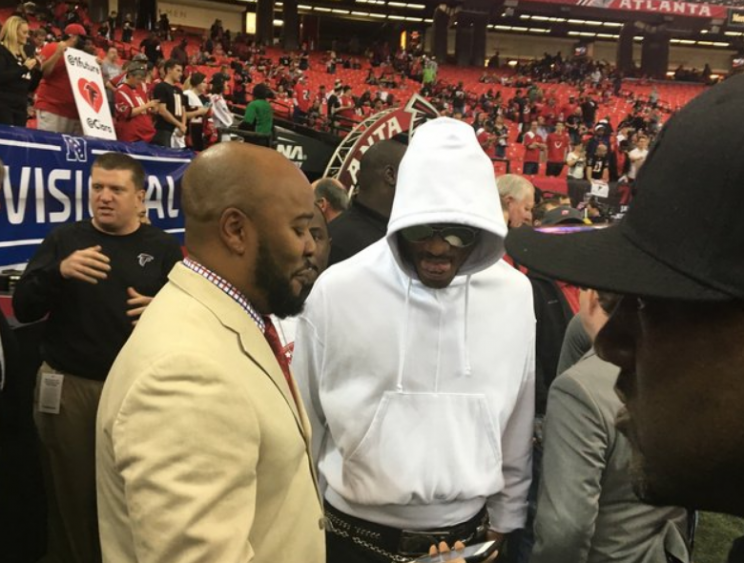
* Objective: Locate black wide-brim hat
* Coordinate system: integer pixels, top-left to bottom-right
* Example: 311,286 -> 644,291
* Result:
506,74 -> 744,302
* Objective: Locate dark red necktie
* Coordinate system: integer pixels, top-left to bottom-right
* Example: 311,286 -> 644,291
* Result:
262,316 -> 297,405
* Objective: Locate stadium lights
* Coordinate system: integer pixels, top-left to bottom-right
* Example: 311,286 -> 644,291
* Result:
424,18 -> 433,23
408,4 -> 426,9
389,1 -> 406,6
273,19 -> 284,25
633,35 -> 644,41
298,4 -> 312,8
351,10 -> 370,16
370,12 -> 386,18
725,31 -> 743,36
315,6 -> 331,12
331,8 -> 350,13
388,14 -> 405,20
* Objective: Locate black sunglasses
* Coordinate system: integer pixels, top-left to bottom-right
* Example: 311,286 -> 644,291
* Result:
400,225 -> 480,248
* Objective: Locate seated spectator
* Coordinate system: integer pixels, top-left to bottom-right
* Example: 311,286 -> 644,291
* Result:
114,63 -> 158,143
0,15 -> 39,126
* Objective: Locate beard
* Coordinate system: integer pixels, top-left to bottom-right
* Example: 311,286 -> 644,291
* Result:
255,240 -> 312,319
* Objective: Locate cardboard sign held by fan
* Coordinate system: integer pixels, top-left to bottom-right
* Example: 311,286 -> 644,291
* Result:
64,48 -> 117,140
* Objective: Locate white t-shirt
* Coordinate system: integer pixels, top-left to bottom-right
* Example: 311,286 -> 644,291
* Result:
184,89 -> 204,123
628,147 -> 649,180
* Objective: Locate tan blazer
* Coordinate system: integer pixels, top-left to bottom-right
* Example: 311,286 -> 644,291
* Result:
96,263 -> 325,563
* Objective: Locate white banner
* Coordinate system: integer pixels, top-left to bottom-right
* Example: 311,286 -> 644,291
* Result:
64,48 -> 116,140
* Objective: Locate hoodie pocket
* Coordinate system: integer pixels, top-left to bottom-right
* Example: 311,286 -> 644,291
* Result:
341,391 -> 503,506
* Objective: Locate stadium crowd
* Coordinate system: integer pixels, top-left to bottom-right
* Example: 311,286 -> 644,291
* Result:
0,0 -> 718,180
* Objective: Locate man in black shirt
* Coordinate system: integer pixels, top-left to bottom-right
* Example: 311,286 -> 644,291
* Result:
13,152 -> 182,563
328,140 -> 406,266
152,59 -> 186,147
586,143 -> 610,183
139,31 -> 162,65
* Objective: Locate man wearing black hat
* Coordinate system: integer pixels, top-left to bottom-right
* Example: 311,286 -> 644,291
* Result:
505,74 -> 744,562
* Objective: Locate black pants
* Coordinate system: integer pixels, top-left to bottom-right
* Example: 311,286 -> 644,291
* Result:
327,531 -> 389,563
0,102 -> 28,126
189,122 -> 204,151
546,162 -> 564,177
151,129 -> 172,147
523,161 -> 539,175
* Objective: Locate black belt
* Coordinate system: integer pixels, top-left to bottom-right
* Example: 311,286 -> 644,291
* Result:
324,501 -> 489,559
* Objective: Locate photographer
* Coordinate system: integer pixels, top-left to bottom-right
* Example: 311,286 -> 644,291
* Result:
34,23 -> 87,134
0,16 -> 39,126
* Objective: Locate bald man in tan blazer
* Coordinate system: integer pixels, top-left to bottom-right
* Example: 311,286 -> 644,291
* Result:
96,143 -> 325,563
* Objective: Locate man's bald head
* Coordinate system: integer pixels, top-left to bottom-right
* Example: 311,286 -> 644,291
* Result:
181,142 -> 317,316
357,139 -> 406,194
182,143 -> 300,225
355,140 -> 406,218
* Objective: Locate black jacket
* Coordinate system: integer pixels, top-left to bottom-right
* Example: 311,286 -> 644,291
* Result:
528,271 -> 574,416
0,45 -> 39,106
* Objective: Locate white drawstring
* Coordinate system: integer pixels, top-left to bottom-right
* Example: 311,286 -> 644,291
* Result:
395,277 -> 413,392
463,274 -> 473,377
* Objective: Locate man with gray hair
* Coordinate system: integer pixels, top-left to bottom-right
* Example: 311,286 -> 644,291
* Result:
498,174 -> 535,229
312,178 -> 348,224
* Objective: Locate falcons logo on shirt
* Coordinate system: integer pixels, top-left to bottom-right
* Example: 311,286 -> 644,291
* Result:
137,253 -> 154,267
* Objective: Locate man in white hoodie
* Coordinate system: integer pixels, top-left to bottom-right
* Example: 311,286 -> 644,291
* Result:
293,118 -> 536,563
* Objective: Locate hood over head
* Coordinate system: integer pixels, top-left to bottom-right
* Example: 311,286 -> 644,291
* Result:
386,117 -> 507,279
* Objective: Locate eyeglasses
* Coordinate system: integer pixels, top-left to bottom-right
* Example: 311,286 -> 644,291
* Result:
400,225 -> 480,248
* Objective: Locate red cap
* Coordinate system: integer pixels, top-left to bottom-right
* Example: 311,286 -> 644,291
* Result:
64,24 -> 87,37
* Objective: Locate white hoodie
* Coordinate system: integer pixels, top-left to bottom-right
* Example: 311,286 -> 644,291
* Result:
293,118 -> 535,533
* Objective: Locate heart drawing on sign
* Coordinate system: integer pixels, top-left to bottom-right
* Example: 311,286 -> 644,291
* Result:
77,78 -> 104,113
